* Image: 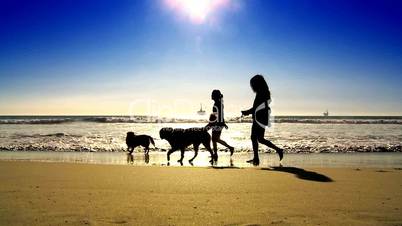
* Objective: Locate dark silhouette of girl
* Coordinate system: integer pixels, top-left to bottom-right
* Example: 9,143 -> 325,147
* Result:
241,75 -> 284,165
206,90 -> 234,161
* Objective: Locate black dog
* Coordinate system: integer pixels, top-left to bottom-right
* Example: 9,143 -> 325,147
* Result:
126,132 -> 155,154
159,127 -> 215,164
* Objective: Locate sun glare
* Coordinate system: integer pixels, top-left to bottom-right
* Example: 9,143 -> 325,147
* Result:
165,0 -> 230,24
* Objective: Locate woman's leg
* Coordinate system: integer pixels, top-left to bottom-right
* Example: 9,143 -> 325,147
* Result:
211,130 -> 220,159
216,139 -> 234,156
216,139 -> 233,149
257,136 -> 284,161
247,135 -> 260,165
257,136 -> 280,150
213,129 -> 234,155
248,123 -> 262,165
212,141 -> 218,154
251,135 -> 259,161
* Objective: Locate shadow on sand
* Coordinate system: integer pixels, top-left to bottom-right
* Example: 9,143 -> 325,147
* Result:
262,166 -> 334,182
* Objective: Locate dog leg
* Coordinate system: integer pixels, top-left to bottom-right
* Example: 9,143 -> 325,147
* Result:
189,144 -> 199,164
128,147 -> 133,155
178,148 -> 185,165
167,148 -> 175,162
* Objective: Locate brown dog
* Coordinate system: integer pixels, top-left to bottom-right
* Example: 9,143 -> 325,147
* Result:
126,132 -> 155,154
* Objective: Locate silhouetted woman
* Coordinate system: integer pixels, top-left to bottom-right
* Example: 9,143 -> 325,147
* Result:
206,90 -> 234,161
241,75 -> 284,165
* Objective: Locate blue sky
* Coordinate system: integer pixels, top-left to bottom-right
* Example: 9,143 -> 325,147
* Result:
0,0 -> 401,116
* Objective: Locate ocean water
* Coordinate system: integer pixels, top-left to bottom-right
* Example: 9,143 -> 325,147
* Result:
0,116 -> 401,153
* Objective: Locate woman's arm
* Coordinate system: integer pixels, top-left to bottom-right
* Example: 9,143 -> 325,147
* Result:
241,107 -> 253,116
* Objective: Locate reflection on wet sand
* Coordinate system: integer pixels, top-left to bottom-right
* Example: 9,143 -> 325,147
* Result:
145,153 -> 149,164
127,153 -> 149,165
127,153 -> 134,164
1,151 -> 402,168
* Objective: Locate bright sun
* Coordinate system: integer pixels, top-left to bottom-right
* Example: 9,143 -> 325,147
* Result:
182,0 -> 211,22
165,0 -> 230,24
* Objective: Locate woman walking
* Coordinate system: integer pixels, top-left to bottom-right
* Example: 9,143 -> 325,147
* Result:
241,75 -> 284,165
206,89 -> 234,161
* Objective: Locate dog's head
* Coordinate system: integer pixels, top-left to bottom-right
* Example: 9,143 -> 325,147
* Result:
159,127 -> 173,140
126,132 -> 135,139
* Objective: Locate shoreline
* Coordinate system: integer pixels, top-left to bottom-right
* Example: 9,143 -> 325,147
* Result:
1,152 -> 402,168
0,161 -> 401,225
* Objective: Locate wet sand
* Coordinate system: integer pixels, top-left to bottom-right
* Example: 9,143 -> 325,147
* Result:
0,161 -> 401,225
2,151 -> 402,168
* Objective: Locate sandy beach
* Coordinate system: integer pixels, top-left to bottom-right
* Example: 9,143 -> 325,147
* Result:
0,161 -> 401,226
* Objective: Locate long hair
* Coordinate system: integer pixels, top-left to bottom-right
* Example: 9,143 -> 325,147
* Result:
211,89 -> 223,101
250,74 -> 271,100
211,89 -> 224,122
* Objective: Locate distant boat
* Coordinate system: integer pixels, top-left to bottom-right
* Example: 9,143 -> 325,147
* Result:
197,103 -> 206,115
323,110 -> 329,117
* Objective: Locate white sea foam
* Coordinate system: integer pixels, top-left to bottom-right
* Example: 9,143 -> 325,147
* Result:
0,120 -> 401,153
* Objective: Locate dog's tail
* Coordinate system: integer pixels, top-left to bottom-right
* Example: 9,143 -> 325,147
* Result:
149,136 -> 155,147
